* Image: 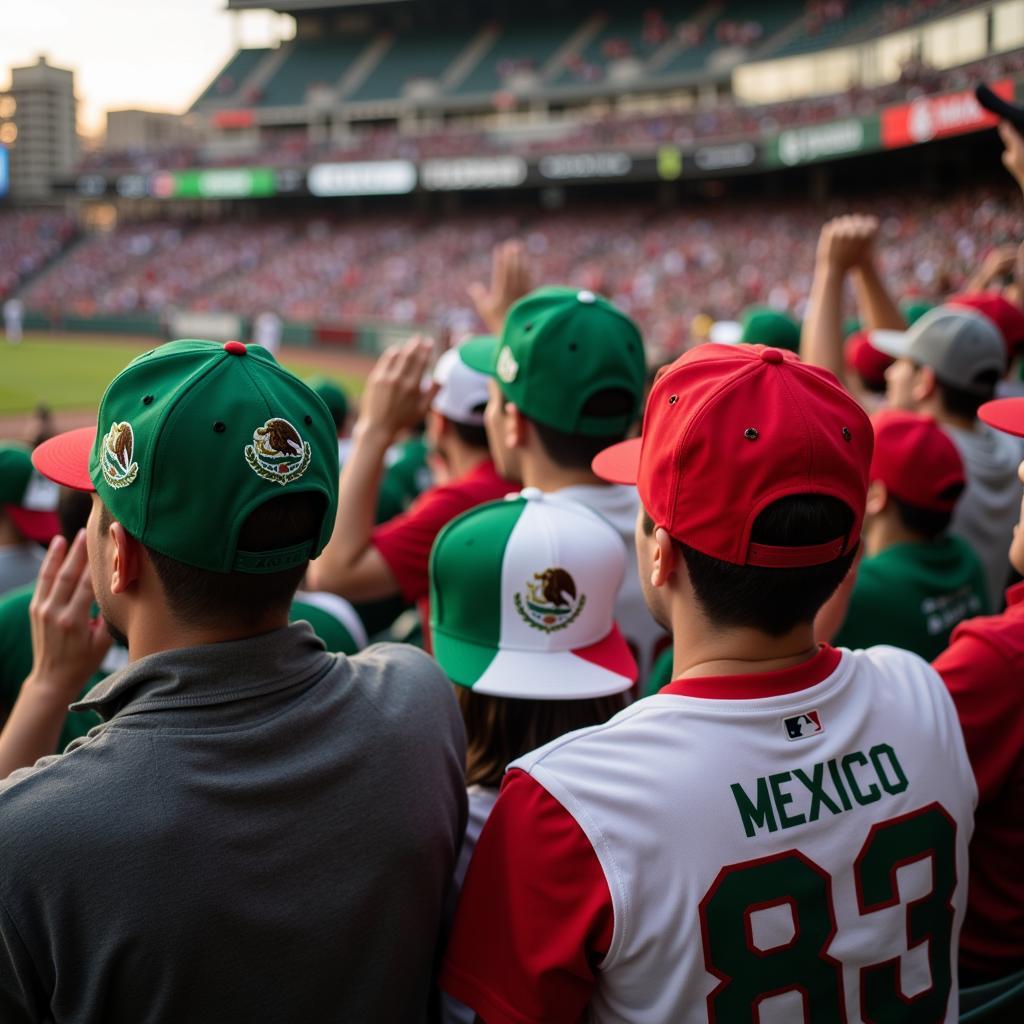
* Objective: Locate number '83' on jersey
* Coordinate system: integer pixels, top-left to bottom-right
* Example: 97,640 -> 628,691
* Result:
509,645 -> 976,1023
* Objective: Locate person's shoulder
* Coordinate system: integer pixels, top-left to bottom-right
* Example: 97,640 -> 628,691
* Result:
0,733 -> 113,861
348,642 -> 454,709
843,644 -> 953,704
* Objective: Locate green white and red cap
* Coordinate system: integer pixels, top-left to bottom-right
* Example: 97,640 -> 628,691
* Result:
429,489 -> 637,699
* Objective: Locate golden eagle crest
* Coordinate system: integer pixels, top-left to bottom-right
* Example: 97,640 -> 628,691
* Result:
515,566 -> 586,634
245,417 -> 311,485
101,421 -> 139,489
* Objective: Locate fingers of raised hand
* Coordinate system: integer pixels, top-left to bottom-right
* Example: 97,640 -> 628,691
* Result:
48,530 -> 89,609
33,534 -> 69,606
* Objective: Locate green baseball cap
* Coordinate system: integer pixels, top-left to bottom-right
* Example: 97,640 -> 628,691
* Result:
306,376 -> 349,432
901,298 -> 935,325
32,339 -> 340,574
429,489 -> 636,699
739,306 -> 801,352
460,286 -> 646,437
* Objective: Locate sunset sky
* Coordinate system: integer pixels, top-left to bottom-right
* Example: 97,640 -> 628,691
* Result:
2,0 -> 295,137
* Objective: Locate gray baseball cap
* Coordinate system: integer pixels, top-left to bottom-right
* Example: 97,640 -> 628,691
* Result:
870,306 -> 1007,396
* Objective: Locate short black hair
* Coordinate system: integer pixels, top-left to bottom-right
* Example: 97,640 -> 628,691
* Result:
448,403 -> 490,450
890,491 -> 960,540
529,388 -> 637,471
644,494 -> 856,637
935,371 -> 999,420
99,491 -> 326,629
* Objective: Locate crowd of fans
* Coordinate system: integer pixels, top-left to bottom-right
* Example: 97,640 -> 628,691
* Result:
1,74 -> 1024,1024
0,213 -> 76,302
16,183 -> 1023,363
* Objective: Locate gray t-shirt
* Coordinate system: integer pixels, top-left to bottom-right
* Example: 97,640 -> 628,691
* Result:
0,544 -> 42,599
946,421 -> 1023,610
0,624 -> 467,1024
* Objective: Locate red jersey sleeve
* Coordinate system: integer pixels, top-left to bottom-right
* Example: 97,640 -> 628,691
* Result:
933,631 -> 1024,805
372,487 -> 474,604
441,769 -> 613,1024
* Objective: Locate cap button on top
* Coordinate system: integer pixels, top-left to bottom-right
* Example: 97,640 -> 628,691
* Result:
577,290 -> 596,304
224,340 -> 247,355
760,347 -> 784,364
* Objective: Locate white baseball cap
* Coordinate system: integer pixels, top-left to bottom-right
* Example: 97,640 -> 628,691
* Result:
429,488 -> 637,699
431,343 -> 492,426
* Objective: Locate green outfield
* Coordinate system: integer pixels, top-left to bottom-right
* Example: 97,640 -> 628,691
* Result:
0,334 -> 367,416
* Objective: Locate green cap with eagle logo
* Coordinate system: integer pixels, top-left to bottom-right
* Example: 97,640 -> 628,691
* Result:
428,489 -> 636,699
460,286 -> 646,437
32,339 -> 339,574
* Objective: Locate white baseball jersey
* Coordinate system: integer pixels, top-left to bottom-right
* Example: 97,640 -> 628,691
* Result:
444,644 -> 976,1023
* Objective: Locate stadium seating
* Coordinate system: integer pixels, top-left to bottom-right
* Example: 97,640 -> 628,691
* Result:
453,18 -> 582,96
260,38 -> 371,107
347,31 -> 475,103
193,48 -> 271,106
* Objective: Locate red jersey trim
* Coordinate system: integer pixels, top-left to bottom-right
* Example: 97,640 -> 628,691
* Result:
659,644 -> 842,700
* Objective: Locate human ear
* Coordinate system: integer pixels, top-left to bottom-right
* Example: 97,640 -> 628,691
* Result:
108,522 -> 141,595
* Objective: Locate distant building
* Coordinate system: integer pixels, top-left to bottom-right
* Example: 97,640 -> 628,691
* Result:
2,56 -> 78,200
105,109 -> 193,152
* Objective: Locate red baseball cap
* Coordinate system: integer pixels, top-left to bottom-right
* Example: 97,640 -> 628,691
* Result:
844,331 -> 894,389
593,344 -> 873,567
869,410 -> 964,513
979,396 -> 1024,437
947,292 -> 1024,354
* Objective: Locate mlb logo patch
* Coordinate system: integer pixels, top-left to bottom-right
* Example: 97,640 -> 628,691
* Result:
784,710 -> 823,741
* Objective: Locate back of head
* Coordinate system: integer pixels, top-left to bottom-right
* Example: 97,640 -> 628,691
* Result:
595,343 -> 873,637
460,287 -> 647,468
869,409 -> 965,540
431,344 -> 492,451
430,490 -> 637,777
33,339 -> 340,634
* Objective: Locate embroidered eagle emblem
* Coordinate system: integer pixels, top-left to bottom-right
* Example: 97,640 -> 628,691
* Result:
101,422 -> 139,489
245,417 -> 311,485
515,567 -> 586,633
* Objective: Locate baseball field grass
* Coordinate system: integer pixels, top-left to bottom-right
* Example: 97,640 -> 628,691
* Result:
0,334 -> 369,417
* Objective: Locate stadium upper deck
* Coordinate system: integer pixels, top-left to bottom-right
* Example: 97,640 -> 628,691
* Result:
194,0 -> 993,118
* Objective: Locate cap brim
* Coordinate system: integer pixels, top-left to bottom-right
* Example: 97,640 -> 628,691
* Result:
31,427 -> 96,491
979,397 -> 1024,437
4,506 -> 61,544
592,437 -> 641,484
458,335 -> 499,376
436,622 -> 637,700
867,329 -> 911,360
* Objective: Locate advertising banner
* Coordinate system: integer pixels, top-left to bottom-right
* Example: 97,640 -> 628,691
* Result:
536,151 -> 633,181
307,160 -> 416,196
421,156 -> 527,190
881,79 -> 1014,149
768,116 -> 879,167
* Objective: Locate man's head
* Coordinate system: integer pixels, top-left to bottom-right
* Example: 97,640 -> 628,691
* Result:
462,287 -> 646,484
594,344 -> 873,639
33,340 -> 340,647
978,398 -> 1024,576
427,344 -> 492,469
875,307 -> 1006,421
0,443 -> 60,546
864,409 -> 965,545
947,291 -> 1024,364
